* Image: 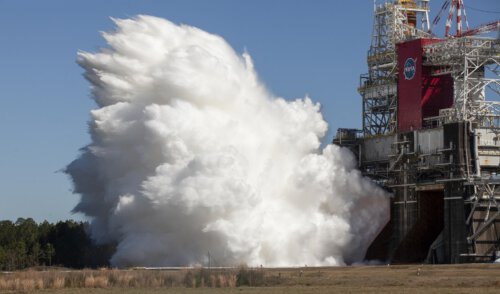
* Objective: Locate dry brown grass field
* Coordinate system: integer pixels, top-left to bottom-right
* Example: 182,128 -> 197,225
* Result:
1,263 -> 499,293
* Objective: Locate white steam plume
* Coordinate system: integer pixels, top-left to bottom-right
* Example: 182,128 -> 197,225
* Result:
67,15 -> 389,267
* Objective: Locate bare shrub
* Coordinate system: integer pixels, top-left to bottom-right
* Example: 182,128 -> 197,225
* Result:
34,278 -> 44,290
63,271 -> 85,288
183,271 -> 195,288
114,271 -> 133,287
0,278 -> 16,291
52,276 -> 65,289
211,274 -> 217,287
84,275 -> 97,288
12,279 -> 19,290
236,265 -> 265,286
94,276 -> 109,288
0,267 -> 249,291
163,274 -> 180,287
226,273 -> 237,288
19,279 -> 36,292
148,276 -> 162,288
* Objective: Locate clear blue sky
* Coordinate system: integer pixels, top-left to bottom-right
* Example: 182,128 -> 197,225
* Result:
0,0 -> 497,222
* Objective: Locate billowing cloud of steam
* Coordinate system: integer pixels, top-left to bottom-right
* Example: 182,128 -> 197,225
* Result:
67,15 -> 389,267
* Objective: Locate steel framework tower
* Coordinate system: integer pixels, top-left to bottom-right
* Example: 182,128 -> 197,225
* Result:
423,35 -> 500,260
359,0 -> 431,136
336,0 -> 500,263
424,38 -> 500,127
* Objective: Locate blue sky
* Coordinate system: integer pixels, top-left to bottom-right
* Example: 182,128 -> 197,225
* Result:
0,0 -> 498,222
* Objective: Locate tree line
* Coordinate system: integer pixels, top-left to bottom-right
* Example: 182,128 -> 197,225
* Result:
0,218 -> 114,270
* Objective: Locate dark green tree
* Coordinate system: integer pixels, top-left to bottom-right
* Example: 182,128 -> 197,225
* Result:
0,218 -> 114,270
43,243 -> 55,266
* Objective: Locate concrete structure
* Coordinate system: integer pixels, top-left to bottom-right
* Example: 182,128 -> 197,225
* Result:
334,0 -> 500,263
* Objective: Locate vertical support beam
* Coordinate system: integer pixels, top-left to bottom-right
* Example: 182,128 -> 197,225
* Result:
442,122 -> 470,263
443,183 -> 468,263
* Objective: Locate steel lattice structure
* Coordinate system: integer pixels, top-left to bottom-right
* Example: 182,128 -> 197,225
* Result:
338,0 -> 500,263
360,0 -> 431,136
422,37 -> 500,258
423,37 -> 500,126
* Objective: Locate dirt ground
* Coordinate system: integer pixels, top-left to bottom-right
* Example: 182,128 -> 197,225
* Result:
2,263 -> 500,293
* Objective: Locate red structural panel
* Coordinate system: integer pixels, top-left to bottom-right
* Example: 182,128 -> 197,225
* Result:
397,38 -> 453,132
398,39 -> 424,132
421,69 -> 453,119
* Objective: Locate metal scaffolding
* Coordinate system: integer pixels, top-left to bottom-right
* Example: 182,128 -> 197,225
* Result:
340,0 -> 500,263
464,179 -> 500,260
423,37 -> 500,127
360,0 -> 431,136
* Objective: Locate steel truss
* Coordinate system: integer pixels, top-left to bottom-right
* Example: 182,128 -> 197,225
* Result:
423,37 -> 500,127
423,36 -> 500,260
360,1 -> 431,137
465,179 -> 500,258
338,0 -> 500,264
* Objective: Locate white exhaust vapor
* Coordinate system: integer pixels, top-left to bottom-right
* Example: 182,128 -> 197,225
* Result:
67,15 -> 389,267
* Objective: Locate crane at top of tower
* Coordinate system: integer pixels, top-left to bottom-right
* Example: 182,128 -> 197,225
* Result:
444,0 -> 469,37
430,0 -> 499,38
